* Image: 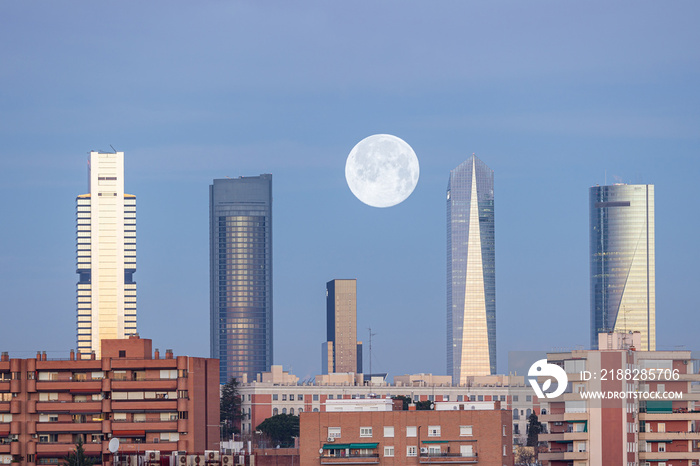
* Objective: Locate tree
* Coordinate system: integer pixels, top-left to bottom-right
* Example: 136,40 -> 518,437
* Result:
392,395 -> 411,410
64,438 -> 97,466
514,445 -> 535,465
256,413 -> 299,447
415,400 -> 434,410
526,412 -> 542,447
220,377 -> 242,439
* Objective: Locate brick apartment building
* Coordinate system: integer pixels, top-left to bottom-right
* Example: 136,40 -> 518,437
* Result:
299,399 -> 514,465
539,335 -> 700,466
0,336 -> 219,466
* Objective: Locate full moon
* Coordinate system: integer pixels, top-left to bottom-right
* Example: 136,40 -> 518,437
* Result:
345,134 -> 420,208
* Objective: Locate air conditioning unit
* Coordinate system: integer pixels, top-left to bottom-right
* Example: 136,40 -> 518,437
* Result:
190,455 -> 206,466
146,451 -> 160,462
205,451 -> 220,462
175,455 -> 187,466
220,455 -> 233,466
327,437 -> 335,442
420,447 -> 428,454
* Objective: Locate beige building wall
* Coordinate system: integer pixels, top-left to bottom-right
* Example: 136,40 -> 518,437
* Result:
326,279 -> 358,373
76,151 -> 136,358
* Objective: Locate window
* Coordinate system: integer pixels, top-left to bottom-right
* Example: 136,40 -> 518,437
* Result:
360,427 -> 372,437
290,394 -> 294,401
328,427 -> 341,439
503,445 -> 507,456
460,425 -> 473,436
298,395 -> 303,401
428,426 -> 441,437
384,426 -> 394,437
178,390 -> 188,399
503,425 -> 507,436
526,395 -> 532,402
407,446 -> 417,457
290,408 -> 294,415
460,445 -> 474,457
39,393 -> 59,402
477,395 -> 483,401
328,394 -> 334,400
383,446 -> 394,457
272,394 -> 278,401
444,395 -> 449,401
282,394 -> 287,401
513,395 -> 519,402
406,426 -> 417,437
313,394 -> 319,401
272,408 -> 278,416
118,351 -> 126,358
282,408 -> 286,414
658,443 -> 666,453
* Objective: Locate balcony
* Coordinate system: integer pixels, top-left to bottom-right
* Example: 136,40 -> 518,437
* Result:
639,451 -> 700,461
35,401 -> 102,413
540,431 -> 588,442
36,422 -> 102,433
540,412 -> 589,423
420,453 -> 478,464
539,451 -> 588,461
640,431 -> 700,441
320,455 -> 379,464
640,411 -> 700,421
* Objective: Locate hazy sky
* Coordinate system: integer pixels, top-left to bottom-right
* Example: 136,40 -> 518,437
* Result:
1,2 -> 698,380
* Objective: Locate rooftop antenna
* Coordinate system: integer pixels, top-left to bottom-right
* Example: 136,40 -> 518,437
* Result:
367,327 -> 377,379
109,144 -> 117,153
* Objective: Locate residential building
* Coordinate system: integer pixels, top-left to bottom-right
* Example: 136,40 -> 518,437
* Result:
590,183 -> 655,350
447,155 -> 496,381
300,399 -> 514,465
210,175 -> 273,384
76,151 -> 137,359
323,279 -> 362,374
0,336 -> 220,466
239,367 -> 537,448
538,337 -> 700,465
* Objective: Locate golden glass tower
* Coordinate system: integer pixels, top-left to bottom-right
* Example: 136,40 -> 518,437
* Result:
76,151 -> 137,358
590,184 -> 655,350
447,155 -> 496,382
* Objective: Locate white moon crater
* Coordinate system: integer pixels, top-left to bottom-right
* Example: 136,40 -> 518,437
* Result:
345,134 -> 420,208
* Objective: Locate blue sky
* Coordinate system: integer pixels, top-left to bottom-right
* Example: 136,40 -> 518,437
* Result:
1,2 -> 698,380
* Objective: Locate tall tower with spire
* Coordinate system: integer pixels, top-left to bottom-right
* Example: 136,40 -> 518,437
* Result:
447,155 -> 496,382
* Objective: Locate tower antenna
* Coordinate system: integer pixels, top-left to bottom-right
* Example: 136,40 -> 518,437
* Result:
367,327 -> 377,380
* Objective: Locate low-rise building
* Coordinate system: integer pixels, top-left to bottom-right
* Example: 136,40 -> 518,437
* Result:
0,336 -> 219,466
538,336 -> 700,466
300,399 -> 514,465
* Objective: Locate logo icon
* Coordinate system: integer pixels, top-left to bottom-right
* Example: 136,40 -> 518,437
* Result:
528,359 -> 568,399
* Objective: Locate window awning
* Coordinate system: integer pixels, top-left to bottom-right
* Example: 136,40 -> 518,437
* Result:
645,439 -> 673,443
422,440 -> 449,444
70,388 -> 100,393
348,443 -> 378,449
323,444 -> 351,450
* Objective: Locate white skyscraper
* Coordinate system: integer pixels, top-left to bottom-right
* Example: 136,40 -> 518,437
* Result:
76,151 -> 137,358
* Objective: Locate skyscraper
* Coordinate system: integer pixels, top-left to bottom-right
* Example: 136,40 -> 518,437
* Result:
210,175 -> 273,384
447,155 -> 496,382
76,151 -> 137,359
590,184 -> 655,350
322,279 -> 362,374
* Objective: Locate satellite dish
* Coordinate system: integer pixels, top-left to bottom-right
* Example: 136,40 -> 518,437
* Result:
109,438 -> 120,454
318,449 -> 323,455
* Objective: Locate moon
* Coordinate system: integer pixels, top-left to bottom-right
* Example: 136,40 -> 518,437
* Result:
345,134 -> 420,208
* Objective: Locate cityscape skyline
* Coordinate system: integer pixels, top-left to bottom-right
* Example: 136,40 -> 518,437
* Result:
1,2 -> 699,380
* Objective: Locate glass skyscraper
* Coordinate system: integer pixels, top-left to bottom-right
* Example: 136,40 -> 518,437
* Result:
447,155 -> 496,382
76,151 -> 137,359
590,184 -> 655,350
210,175 -> 273,384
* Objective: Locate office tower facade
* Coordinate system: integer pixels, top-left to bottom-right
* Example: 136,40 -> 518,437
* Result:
589,184 -> 655,350
323,279 -> 362,374
447,155 -> 496,382
210,175 -> 273,384
75,151 -> 137,359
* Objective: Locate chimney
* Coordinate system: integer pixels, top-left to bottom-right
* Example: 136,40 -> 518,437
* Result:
91,351 -> 96,360
165,349 -> 174,360
42,351 -> 47,361
154,349 -> 160,360
0,352 -> 8,362
70,350 -> 75,361
36,352 -> 42,361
